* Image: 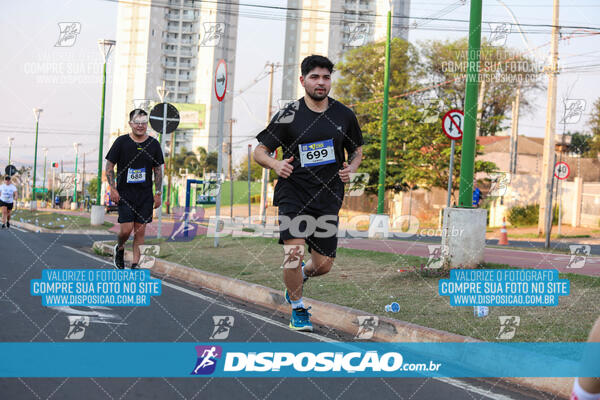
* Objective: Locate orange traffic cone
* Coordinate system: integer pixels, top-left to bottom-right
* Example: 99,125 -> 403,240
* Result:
498,217 -> 509,245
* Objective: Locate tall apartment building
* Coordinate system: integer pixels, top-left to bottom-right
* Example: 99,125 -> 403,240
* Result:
281,0 -> 410,101
109,0 -> 238,168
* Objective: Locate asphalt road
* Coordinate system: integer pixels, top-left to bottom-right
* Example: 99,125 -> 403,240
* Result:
0,228 -> 562,400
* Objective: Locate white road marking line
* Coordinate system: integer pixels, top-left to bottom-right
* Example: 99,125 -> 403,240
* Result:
10,226 -> 27,232
63,246 -> 112,265
66,244 -> 521,398
436,378 -> 517,400
161,280 -> 337,343
64,245 -> 335,342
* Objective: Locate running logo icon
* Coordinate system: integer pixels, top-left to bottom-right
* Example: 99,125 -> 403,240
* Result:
355,316 -> 378,339
560,99 -> 586,124
345,23 -> 369,47
169,207 -> 204,241
567,245 -> 591,269
425,245 -> 448,269
65,316 -> 90,340
422,98 -> 442,124
200,23 -> 225,47
488,23 -> 511,46
496,316 -> 520,340
488,173 -> 511,197
275,100 -> 300,124
138,245 -> 160,268
346,173 -> 369,196
210,316 -> 234,340
55,22 -> 81,47
191,345 -> 222,375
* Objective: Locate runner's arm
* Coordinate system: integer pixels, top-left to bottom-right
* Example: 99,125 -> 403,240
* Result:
153,165 -> 163,194
347,146 -> 363,171
105,161 -> 117,190
253,144 -> 278,169
254,144 -> 294,178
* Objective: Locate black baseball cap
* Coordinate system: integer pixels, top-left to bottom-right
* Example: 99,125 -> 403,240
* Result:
4,176 -> 10,180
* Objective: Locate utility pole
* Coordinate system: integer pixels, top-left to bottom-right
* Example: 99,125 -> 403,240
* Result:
248,144 -> 252,219
73,143 -> 80,204
228,118 -> 236,218
82,152 -> 86,206
538,0 -> 560,235
509,86 -> 521,174
32,108 -> 43,205
51,165 -> 55,208
260,62 -> 277,225
166,130 -> 176,215
376,3 -> 392,214
7,137 -> 14,165
457,0 -> 483,207
475,79 -> 486,137
42,147 -> 48,201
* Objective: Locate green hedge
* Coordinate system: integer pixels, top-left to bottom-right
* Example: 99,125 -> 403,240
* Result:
507,204 -> 558,227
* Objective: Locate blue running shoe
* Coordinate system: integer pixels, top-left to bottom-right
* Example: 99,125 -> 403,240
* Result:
285,261 -> 307,304
289,307 -> 313,332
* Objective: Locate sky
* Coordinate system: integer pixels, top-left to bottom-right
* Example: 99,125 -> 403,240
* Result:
1,0 -> 599,178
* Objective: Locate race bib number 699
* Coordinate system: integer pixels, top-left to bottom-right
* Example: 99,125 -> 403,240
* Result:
299,139 -> 336,167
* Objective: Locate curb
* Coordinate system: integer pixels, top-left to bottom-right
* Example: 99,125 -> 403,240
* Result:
12,221 -> 112,235
92,240 -> 571,399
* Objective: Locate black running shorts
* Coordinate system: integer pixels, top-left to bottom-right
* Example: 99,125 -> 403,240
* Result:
117,194 -> 153,224
0,201 -> 14,211
278,210 -> 339,258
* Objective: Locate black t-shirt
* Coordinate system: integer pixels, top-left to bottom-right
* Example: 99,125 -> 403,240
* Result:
105,134 -> 164,198
256,97 -> 363,215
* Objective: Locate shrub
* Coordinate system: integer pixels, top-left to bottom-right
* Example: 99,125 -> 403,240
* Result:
507,204 -> 558,227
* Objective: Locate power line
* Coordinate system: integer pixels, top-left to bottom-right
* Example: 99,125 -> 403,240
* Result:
94,0 -> 600,32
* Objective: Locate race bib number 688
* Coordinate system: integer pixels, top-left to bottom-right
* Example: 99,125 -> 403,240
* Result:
127,167 -> 146,183
299,139 -> 336,167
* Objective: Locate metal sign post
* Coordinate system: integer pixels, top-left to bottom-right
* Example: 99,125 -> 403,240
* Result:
150,102 -> 180,240
442,110 -> 464,207
554,161 -> 570,237
214,59 -> 227,247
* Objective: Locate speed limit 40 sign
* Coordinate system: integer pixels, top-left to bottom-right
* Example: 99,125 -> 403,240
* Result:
554,162 -> 570,180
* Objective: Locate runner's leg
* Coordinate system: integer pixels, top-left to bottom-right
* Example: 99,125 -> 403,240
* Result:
304,250 -> 334,277
118,222 -> 133,250
132,222 -> 146,264
283,238 -> 305,301
579,317 -> 600,394
1,206 -> 6,224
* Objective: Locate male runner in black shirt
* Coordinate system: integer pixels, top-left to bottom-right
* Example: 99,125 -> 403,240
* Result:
105,109 -> 164,269
254,55 -> 363,331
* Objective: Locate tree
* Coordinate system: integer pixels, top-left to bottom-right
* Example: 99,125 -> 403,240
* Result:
235,155 -> 263,181
170,146 -> 208,176
567,132 -> 591,156
88,177 -> 98,199
587,98 -> 600,157
335,38 -> 497,197
420,38 -> 543,136
205,152 -> 218,172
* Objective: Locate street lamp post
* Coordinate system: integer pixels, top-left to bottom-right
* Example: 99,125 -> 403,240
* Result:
42,147 -> 48,203
7,137 -> 14,165
92,39 -> 116,225
32,108 -> 43,208
73,143 -> 81,205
